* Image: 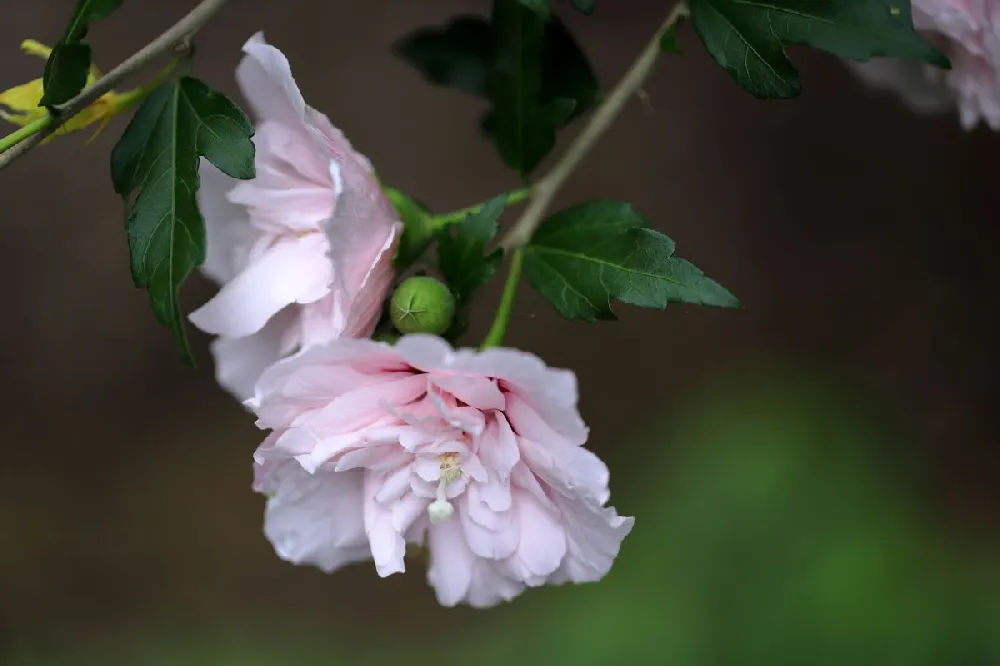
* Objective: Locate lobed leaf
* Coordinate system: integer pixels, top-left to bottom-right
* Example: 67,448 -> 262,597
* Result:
110,76 -> 255,362
523,200 -> 740,320
688,0 -> 950,99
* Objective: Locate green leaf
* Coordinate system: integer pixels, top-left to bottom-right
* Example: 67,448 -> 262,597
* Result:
539,16 -> 600,122
395,12 -> 599,133
41,43 -> 92,107
386,187 -> 437,267
437,194 -> 507,302
488,0 -> 556,175
523,200 -> 740,320
688,0 -> 950,99
61,0 -> 123,41
392,16 -> 494,96
110,76 -> 255,363
41,0 -> 123,106
570,0 -> 595,14
517,0 -> 550,17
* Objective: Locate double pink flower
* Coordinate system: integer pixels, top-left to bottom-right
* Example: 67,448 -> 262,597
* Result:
190,34 -> 401,399
251,335 -> 633,607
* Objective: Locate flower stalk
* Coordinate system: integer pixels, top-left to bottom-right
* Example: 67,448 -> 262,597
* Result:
481,248 -> 524,349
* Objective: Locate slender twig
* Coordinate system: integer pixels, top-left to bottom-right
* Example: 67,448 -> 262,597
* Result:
498,1 -> 689,250
0,0 -> 230,170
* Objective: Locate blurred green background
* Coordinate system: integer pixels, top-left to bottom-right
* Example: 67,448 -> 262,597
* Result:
2,1 -> 999,664
8,369 -> 1000,666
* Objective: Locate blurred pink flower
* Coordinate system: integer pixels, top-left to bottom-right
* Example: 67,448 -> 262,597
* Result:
190,33 -> 401,399
250,335 -> 634,607
850,1 -> 1000,129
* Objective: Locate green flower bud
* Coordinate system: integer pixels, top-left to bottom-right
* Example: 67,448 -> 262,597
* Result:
390,276 -> 456,336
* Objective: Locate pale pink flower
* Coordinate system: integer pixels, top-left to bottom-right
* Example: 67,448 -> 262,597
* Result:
850,1 -> 1000,130
190,33 -> 401,399
250,335 -> 634,607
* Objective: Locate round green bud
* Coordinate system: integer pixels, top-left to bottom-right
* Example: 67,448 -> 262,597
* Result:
390,276 -> 456,336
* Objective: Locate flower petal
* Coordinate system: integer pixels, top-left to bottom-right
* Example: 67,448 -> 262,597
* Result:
480,413 -> 520,480
237,33 -> 309,130
466,562 -> 524,608
228,121 -> 333,225
364,471 -> 410,577
550,495 -> 634,584
459,491 -> 519,560
209,308 -> 291,401
430,374 -> 505,411
198,161 -> 256,285
426,518 -> 475,606
189,236 -> 330,338
507,394 -> 609,504
257,461 -> 370,573
502,489 -> 566,585
393,335 -> 456,372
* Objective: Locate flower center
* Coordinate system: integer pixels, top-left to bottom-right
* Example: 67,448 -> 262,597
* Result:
427,453 -> 462,524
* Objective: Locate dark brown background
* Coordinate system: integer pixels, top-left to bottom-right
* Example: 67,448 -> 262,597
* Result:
1,0 -> 998,656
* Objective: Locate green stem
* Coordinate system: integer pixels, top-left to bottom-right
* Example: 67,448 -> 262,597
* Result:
116,60 -> 179,107
434,187 -> 530,227
481,248 -> 524,349
0,115 -> 52,154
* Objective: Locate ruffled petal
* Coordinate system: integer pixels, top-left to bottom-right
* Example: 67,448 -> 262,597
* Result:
189,236 -> 330,338
257,461 -> 370,573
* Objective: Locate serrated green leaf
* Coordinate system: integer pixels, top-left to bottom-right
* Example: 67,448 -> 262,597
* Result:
41,0 -> 123,106
489,0 -> 556,175
386,187 -> 436,267
438,194 -> 507,302
570,0 -> 595,14
523,200 -> 740,320
392,16 -> 494,96
110,76 -> 255,363
688,0 -> 950,99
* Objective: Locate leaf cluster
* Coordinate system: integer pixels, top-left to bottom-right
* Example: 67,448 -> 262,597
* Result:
56,0 -> 947,356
